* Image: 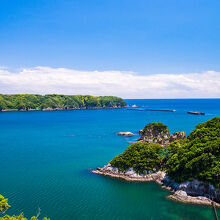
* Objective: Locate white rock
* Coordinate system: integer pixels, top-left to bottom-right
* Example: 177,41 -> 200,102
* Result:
125,167 -> 136,176
112,167 -> 118,172
179,181 -> 190,190
175,190 -> 187,197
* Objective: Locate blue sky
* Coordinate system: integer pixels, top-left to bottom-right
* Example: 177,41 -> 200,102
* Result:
0,0 -> 220,97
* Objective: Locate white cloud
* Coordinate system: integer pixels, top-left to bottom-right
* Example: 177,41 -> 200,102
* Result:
0,66 -> 219,98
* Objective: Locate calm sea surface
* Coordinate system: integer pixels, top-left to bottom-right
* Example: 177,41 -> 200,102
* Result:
0,99 -> 219,220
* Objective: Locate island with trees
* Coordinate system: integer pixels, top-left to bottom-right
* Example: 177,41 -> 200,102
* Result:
92,117 -> 220,207
0,94 -> 126,111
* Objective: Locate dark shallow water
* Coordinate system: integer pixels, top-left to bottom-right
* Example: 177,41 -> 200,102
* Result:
0,99 -> 219,219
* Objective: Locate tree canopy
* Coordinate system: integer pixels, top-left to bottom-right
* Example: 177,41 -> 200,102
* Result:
143,122 -> 168,133
110,142 -> 164,174
0,195 -> 49,220
0,195 -> 10,213
166,117 -> 220,187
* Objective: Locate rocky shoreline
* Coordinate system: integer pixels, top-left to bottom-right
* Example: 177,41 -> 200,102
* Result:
92,164 -> 220,209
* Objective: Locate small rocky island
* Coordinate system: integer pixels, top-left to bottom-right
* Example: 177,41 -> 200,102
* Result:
92,117 -> 220,208
117,132 -> 134,136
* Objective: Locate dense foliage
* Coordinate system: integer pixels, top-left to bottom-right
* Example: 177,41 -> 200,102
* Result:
0,94 -> 126,110
0,214 -> 49,220
143,122 -> 168,133
0,195 -> 49,220
166,117 -> 220,187
110,142 -> 164,174
0,195 -> 10,213
110,117 -> 219,188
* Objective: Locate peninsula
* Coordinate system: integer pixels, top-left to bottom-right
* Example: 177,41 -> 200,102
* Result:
92,117 -> 220,208
0,94 -> 126,111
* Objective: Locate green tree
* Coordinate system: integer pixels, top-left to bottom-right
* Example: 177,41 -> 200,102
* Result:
0,195 -> 10,213
110,142 -> 164,174
166,117 -> 220,187
0,195 -> 50,220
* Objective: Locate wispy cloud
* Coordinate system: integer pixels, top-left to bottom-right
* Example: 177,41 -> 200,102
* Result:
0,66 -> 219,98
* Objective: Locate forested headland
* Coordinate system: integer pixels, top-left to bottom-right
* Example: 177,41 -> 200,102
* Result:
110,117 -> 220,188
94,117 -> 220,205
0,94 -> 126,111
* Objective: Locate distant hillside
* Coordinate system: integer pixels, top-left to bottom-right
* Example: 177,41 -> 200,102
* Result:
0,94 -> 126,111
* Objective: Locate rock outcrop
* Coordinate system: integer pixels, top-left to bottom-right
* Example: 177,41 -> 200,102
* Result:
92,164 -> 165,183
138,123 -> 185,146
163,177 -> 220,203
92,165 -> 220,207
117,132 -> 134,136
168,190 -> 215,206
169,132 -> 186,143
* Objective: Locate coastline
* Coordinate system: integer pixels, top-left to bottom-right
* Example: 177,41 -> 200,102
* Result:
92,168 -> 165,183
0,106 -> 125,112
91,167 -> 220,209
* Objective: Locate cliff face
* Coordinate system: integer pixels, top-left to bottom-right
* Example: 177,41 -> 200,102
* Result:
138,123 -> 185,146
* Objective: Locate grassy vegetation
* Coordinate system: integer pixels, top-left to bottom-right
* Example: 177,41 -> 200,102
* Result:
0,94 -> 126,111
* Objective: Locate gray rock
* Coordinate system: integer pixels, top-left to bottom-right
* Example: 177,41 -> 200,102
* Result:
117,132 -> 134,136
138,124 -> 186,146
170,132 -> 186,142
174,190 -> 188,198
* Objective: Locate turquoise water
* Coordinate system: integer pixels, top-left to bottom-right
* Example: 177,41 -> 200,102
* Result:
0,99 -> 219,220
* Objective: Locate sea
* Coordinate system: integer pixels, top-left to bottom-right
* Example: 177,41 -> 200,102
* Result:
0,99 -> 219,220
